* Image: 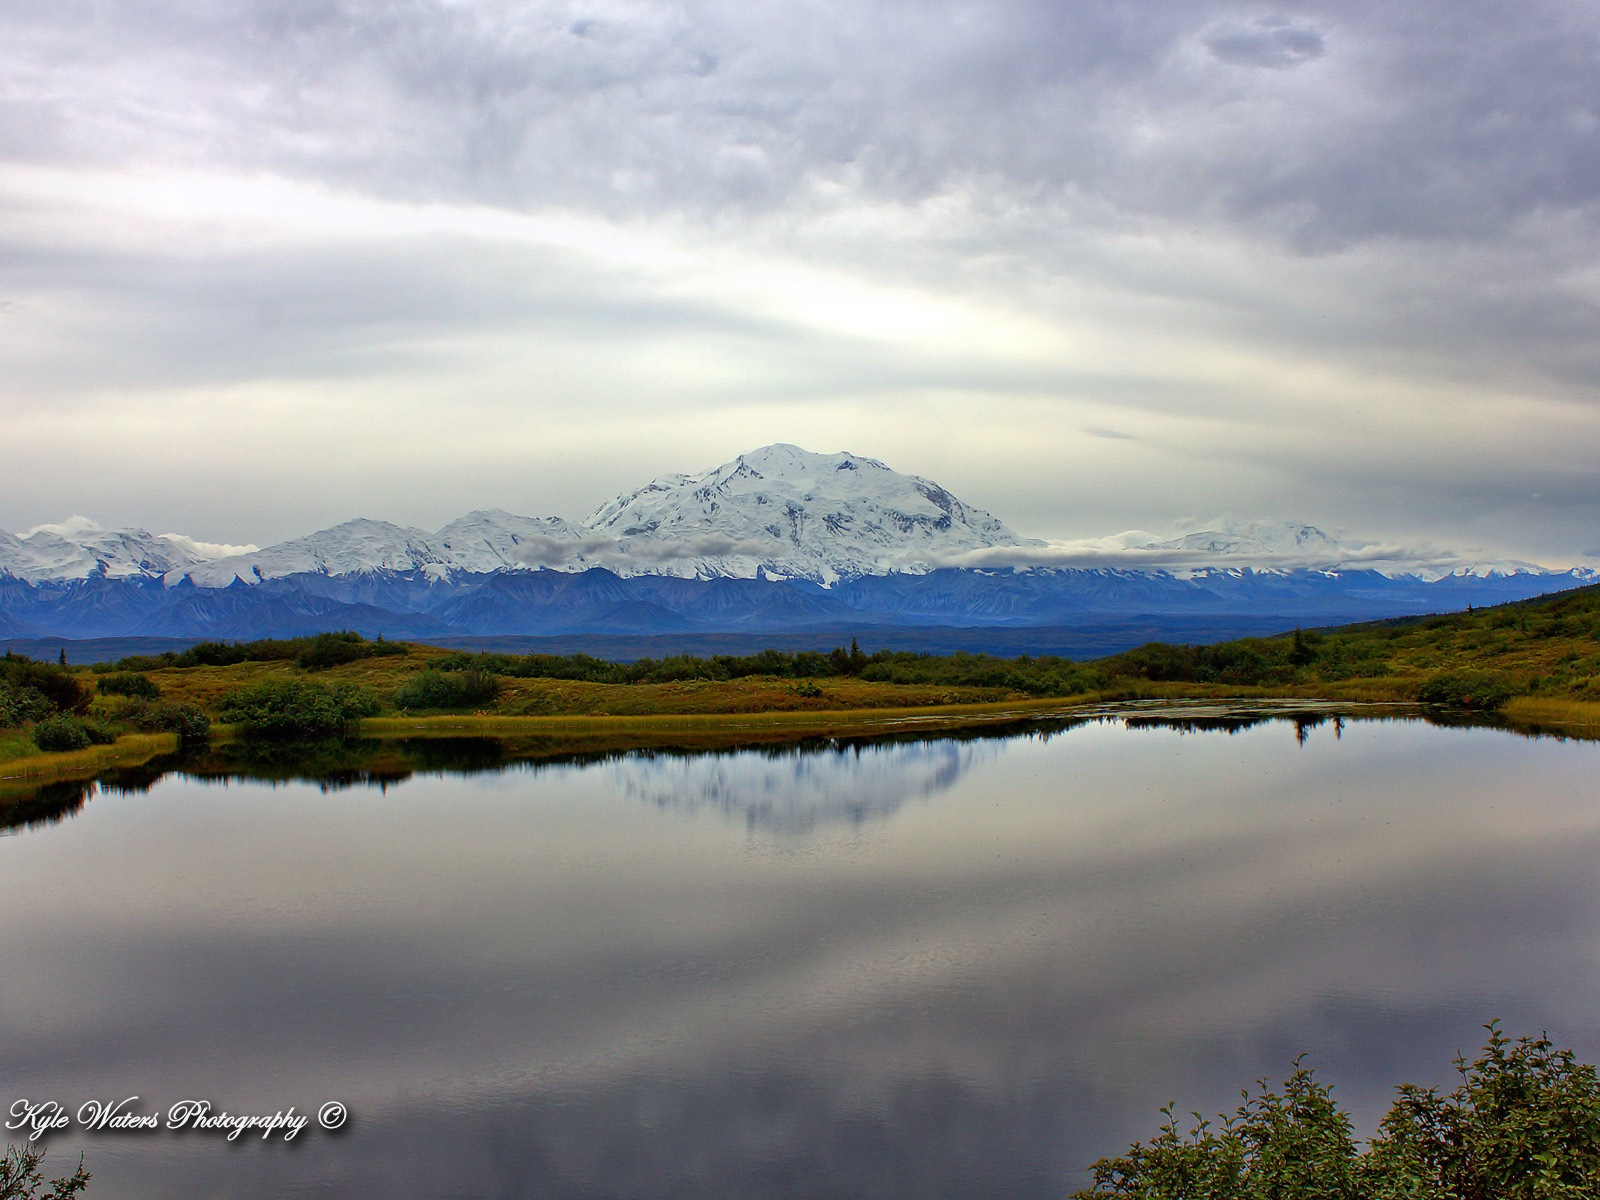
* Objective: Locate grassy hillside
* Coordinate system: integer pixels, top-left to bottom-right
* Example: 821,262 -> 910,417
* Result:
1102,582 -> 1600,700
5,586 -> 1600,783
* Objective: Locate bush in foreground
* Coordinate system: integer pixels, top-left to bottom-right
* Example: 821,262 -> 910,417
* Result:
93,671 -> 160,699
127,700 -> 211,743
216,679 -> 381,738
1,655 -> 91,721
31,715 -> 91,753
395,668 -> 501,711
1,1143 -> 90,1198
1416,672 -> 1517,711
31,715 -> 122,753
1075,1024 -> 1600,1200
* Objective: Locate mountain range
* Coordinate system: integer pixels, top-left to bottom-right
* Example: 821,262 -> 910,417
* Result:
2,445 -> 1593,653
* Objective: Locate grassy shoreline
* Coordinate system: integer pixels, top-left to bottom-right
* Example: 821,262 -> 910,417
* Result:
5,580 -> 1599,797
10,687 -> 1598,801
0,732 -> 178,799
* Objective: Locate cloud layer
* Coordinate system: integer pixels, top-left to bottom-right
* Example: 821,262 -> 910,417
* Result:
2,1 -> 1597,562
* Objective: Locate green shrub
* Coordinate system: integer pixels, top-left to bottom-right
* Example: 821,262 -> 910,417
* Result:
216,679 -> 381,738
293,631 -> 408,671
1074,1025 -> 1600,1200
128,701 -> 212,743
95,671 -> 160,699
104,632 -> 406,672
0,653 -> 91,716
32,715 -> 92,753
79,719 -> 119,746
395,668 -> 501,711
0,681 -> 53,728
1,1143 -> 91,1198
1363,1027 -> 1600,1198
1416,672 -> 1517,711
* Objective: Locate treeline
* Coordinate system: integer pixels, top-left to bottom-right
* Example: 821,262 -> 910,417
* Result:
421,642 -> 1105,697
2,651 -> 208,751
11,582 -> 1597,751
102,631 -> 407,673
73,621 -> 1568,719
1,652 -> 92,727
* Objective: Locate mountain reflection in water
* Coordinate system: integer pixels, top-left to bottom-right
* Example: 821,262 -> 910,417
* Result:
604,739 -> 1005,834
2,702 -> 1476,836
1,709 -> 1598,1200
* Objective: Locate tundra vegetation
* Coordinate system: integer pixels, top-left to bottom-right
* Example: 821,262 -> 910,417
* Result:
0,1143 -> 90,1199
2,584 -> 1598,771
1075,1025 -> 1600,1200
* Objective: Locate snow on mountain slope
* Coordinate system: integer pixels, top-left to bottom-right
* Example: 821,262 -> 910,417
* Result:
586,444 -> 1033,584
1122,518 -> 1554,581
183,519 -> 450,586
432,510 -> 597,574
945,516 -> 1583,583
0,517 -> 255,582
5,449 -> 1593,589
169,445 -> 1032,588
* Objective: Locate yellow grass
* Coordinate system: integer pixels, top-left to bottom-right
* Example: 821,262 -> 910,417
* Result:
1501,697 -> 1600,733
360,695 -> 1094,741
132,657 -> 1014,717
0,732 -> 176,798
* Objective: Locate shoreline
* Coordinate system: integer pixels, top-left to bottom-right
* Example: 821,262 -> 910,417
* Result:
10,691 -> 1600,801
3,691 -> 1600,803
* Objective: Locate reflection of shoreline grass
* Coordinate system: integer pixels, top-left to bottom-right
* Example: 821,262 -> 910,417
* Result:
4,576 -> 1599,798
362,696 -> 1083,737
7,690 -> 1600,802
0,732 -> 176,799
1502,696 -> 1600,730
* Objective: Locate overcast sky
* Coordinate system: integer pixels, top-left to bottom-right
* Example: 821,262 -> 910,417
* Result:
2,0 -> 1598,564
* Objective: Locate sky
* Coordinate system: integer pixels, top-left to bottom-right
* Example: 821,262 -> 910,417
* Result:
2,0 -> 1598,566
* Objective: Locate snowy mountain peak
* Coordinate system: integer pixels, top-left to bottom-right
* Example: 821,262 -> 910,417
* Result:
585,444 -> 1030,584
1159,517 -> 1343,559
5,448 -> 1593,590
0,516 -> 254,583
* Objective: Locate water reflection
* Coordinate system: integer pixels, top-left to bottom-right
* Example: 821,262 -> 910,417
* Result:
1,713 -> 1597,1199
605,739 -> 1004,834
2,721 -> 1087,834
0,703 -> 1446,835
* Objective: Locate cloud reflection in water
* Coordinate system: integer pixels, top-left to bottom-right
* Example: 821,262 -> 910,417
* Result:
0,717 -> 1597,1198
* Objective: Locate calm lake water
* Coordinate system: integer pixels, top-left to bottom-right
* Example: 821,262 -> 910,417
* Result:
2,707 -> 1598,1198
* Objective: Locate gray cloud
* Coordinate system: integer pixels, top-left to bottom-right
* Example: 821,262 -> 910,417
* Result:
940,541 -> 1485,577
509,531 -> 784,568
4,1 -> 1597,244
1205,18 -> 1326,69
2,1 -> 1599,559
509,532 -> 621,567
623,534 -> 784,563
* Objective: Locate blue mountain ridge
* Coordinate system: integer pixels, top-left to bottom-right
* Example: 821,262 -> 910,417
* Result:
0,565 -> 1590,657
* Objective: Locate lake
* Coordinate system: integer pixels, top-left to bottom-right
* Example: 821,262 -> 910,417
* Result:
2,705 -> 1598,1198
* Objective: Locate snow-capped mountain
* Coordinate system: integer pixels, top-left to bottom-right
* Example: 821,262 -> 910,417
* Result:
5,448 -> 1596,646
940,517 -> 1571,583
1099,518 -> 1551,582
0,448 -> 1590,590
0,517 -> 257,583
584,444 -> 1031,584
5,446 -> 1032,589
